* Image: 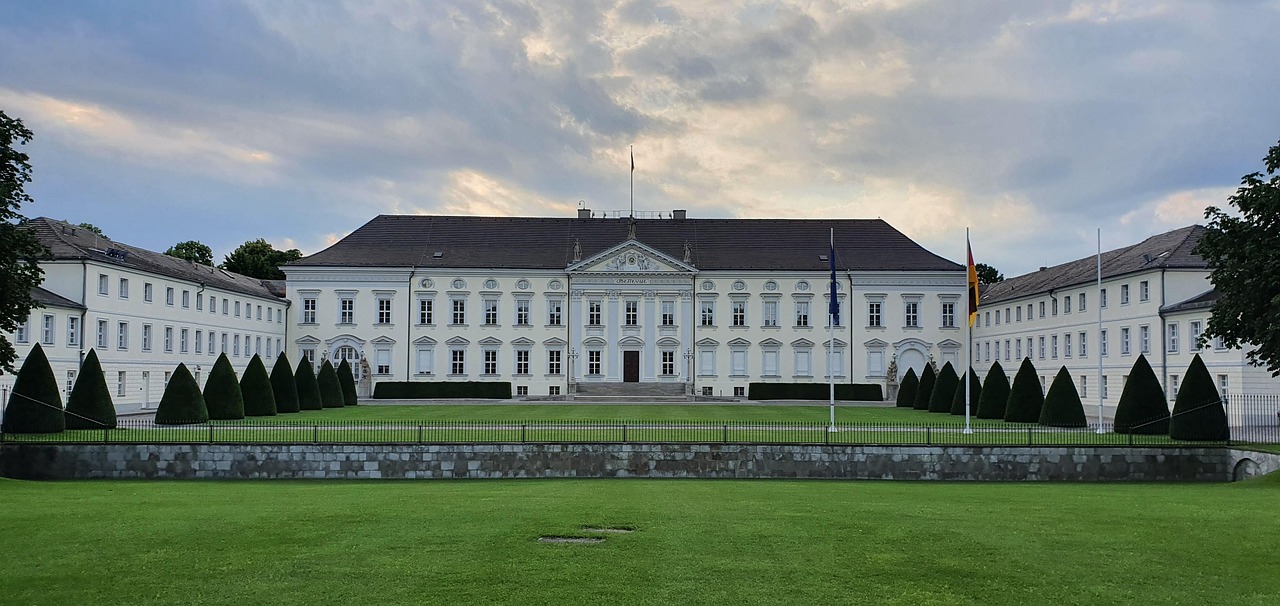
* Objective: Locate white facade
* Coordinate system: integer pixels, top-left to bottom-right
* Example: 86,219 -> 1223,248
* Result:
287,238 -> 967,399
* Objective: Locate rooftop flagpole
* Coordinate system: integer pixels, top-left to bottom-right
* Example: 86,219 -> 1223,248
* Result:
828,227 -> 838,433
630,146 -> 634,219
965,228 -> 978,435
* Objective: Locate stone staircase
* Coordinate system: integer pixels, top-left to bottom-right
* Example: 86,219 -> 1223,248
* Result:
572,381 -> 690,402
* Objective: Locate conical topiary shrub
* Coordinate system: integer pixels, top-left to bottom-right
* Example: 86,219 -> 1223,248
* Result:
65,349 -> 117,429
1004,358 -> 1044,423
337,359 -> 358,406
1039,366 -> 1088,427
295,358 -> 323,411
912,364 -> 937,411
950,368 -> 982,416
1169,354 -> 1229,441
928,362 -> 959,413
203,353 -> 245,420
895,368 -> 919,408
1113,354 -> 1169,434
317,360 -> 345,408
271,354 -> 300,413
154,363 -> 208,425
1,343 -> 65,434
240,355 -> 277,417
976,361 -> 1010,419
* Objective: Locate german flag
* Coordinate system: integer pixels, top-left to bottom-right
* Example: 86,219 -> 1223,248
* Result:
967,236 -> 979,326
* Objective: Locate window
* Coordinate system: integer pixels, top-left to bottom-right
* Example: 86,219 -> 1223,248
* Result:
452,299 -> 466,325
41,314 -> 55,345
1102,376 -> 1109,399
143,283 -> 154,302
1139,280 -> 1149,302
1016,306 -> 1022,322
1101,288 -> 1108,308
302,297 -> 317,324
117,371 -> 126,397
984,312 -> 990,327
868,302 -> 882,327
1190,320 -> 1203,349
182,290 -> 190,308
1167,323 -> 1179,353
338,298 -> 354,324
197,294 -> 204,311
516,386 -> 528,397
164,326 -> 173,353
732,300 -> 746,327
763,349 -> 780,376
1004,339 -> 1010,360
1063,296 -> 1071,314
1079,332 -> 1087,357
661,351 -> 675,375
1078,293 -> 1086,313
418,298 -> 433,324
119,278 -> 129,299
796,301 -> 811,327
1218,374 -> 1229,396
1214,335 -> 1226,350
98,274 -> 109,296
701,300 -> 715,326
625,300 -> 638,326
903,302 -> 918,327
415,345 -> 434,375
995,310 -> 1000,325
1169,374 -> 1179,400
97,320 -> 108,348
479,350 -> 497,375
1052,298 -> 1058,316
255,337 -> 261,357
763,300 -> 778,327
1063,333 -> 1072,358
1038,336 -> 1045,359
942,302 -> 956,328
548,385 -> 561,396
588,300 -> 602,325
661,300 -> 675,326
140,324 -> 152,352
1121,327 -> 1131,355
195,330 -> 203,354
256,305 -> 262,320
67,316 -> 80,347
235,301 -> 241,317
732,348 -> 748,376
794,349 -> 812,377
1139,325 -> 1150,354
1026,337 -> 1034,359
117,322 -> 129,350
702,387 -> 714,397
548,299 -> 563,326
1080,375 -> 1087,399
222,298 -> 229,315
515,350 -> 530,374
517,299 -> 531,326
1101,329 -> 1108,357
165,287 -> 175,306
1015,338 -> 1023,360
14,318 -> 28,344
376,298 -> 392,324
301,348 -> 315,367
484,299 -> 498,326
233,334 -> 241,357
452,350 -> 466,375
1121,284 -> 1130,305
547,349 -> 562,375
209,295 -> 216,314
376,349 -> 391,375
734,386 -> 746,397
267,308 -> 272,322
588,350 -> 602,375
1038,301 -> 1045,318
984,342 -> 990,362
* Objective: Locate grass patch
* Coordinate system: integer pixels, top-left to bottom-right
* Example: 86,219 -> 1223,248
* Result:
0,479 -> 1276,605
248,404 -> 920,423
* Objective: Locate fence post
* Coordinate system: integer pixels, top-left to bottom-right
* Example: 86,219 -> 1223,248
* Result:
313,425 -> 319,444
208,423 -> 214,444
622,424 -> 627,443
723,424 -> 728,444
926,426 -> 931,446
1027,426 -> 1032,446
103,425 -> 109,444
521,424 -> 526,443
417,424 -> 423,444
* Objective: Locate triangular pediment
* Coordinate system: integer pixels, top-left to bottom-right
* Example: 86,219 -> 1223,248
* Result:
569,239 -> 695,274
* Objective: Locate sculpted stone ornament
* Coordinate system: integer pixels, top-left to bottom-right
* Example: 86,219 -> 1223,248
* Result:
886,354 -> 898,384
683,241 -> 692,264
573,239 -> 581,262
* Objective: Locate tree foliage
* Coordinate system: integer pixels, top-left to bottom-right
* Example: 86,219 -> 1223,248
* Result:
65,349 -> 117,429
950,368 -> 982,416
220,238 -> 302,280
1169,354 -> 1229,441
76,223 -> 105,237
203,353 -> 245,420
1,343 -> 64,434
165,240 -> 214,265
270,354 -> 300,413
1113,354 -> 1169,434
240,355 -> 277,417
1004,358 -> 1044,423
294,358 -> 323,411
154,363 -> 208,425
1197,138 -> 1280,376
317,360 -> 345,408
1039,366 -> 1088,427
337,359 -> 358,406
976,361 -> 1010,419
0,110 -> 49,374
927,362 -> 958,413
975,263 -> 1004,285
895,368 -> 918,408
912,363 -> 936,411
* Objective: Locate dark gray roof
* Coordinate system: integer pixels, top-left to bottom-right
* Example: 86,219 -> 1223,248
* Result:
291,215 -> 962,272
26,218 -> 284,301
980,225 -> 1208,305
1162,288 -> 1218,314
31,286 -> 85,310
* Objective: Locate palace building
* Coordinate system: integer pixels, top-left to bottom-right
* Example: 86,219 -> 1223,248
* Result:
284,210 -> 967,399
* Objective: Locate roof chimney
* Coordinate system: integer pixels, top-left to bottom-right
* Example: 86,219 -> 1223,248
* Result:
672,209 -> 686,220
577,208 -> 591,219
1039,266 -> 1047,272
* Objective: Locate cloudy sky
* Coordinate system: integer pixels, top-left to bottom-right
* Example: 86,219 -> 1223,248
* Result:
3,0 -> 1278,277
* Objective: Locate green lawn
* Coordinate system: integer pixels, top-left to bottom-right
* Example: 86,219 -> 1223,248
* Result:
1,477 -> 1276,605
259,403 -> 922,423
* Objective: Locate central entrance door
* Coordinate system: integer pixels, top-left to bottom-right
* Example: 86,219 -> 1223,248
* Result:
623,351 -> 640,382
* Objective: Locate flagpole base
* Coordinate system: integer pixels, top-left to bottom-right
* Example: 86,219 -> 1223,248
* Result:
962,426 -> 973,435
827,425 -> 838,433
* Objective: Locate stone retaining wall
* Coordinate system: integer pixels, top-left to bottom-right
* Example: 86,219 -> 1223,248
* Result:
3,443 -> 1277,481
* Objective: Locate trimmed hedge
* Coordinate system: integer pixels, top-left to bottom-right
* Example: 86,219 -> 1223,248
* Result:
373,381 -> 513,399
912,364 -> 937,411
337,359 -> 358,406
1040,366 -> 1088,427
317,360 -> 345,408
270,354 -> 300,413
240,355 -> 277,417
203,353 -> 245,420
154,363 -> 208,425
1113,354 -> 1169,434
1,343 -> 65,434
895,368 -> 919,408
927,362 -> 959,413
950,368 -> 982,416
1004,358 -> 1044,423
294,359 -> 323,410
748,383 -> 884,401
976,361 -> 1010,419
1169,354 -> 1229,441
65,349 -> 117,429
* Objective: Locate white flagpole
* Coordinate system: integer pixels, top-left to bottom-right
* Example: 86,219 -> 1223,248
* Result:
828,227 -> 837,433
1096,227 -> 1105,433
964,227 -> 973,434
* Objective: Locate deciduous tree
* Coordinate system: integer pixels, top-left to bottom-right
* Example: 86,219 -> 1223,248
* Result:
0,110 -> 49,373
165,240 -> 214,265
220,239 -> 302,280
